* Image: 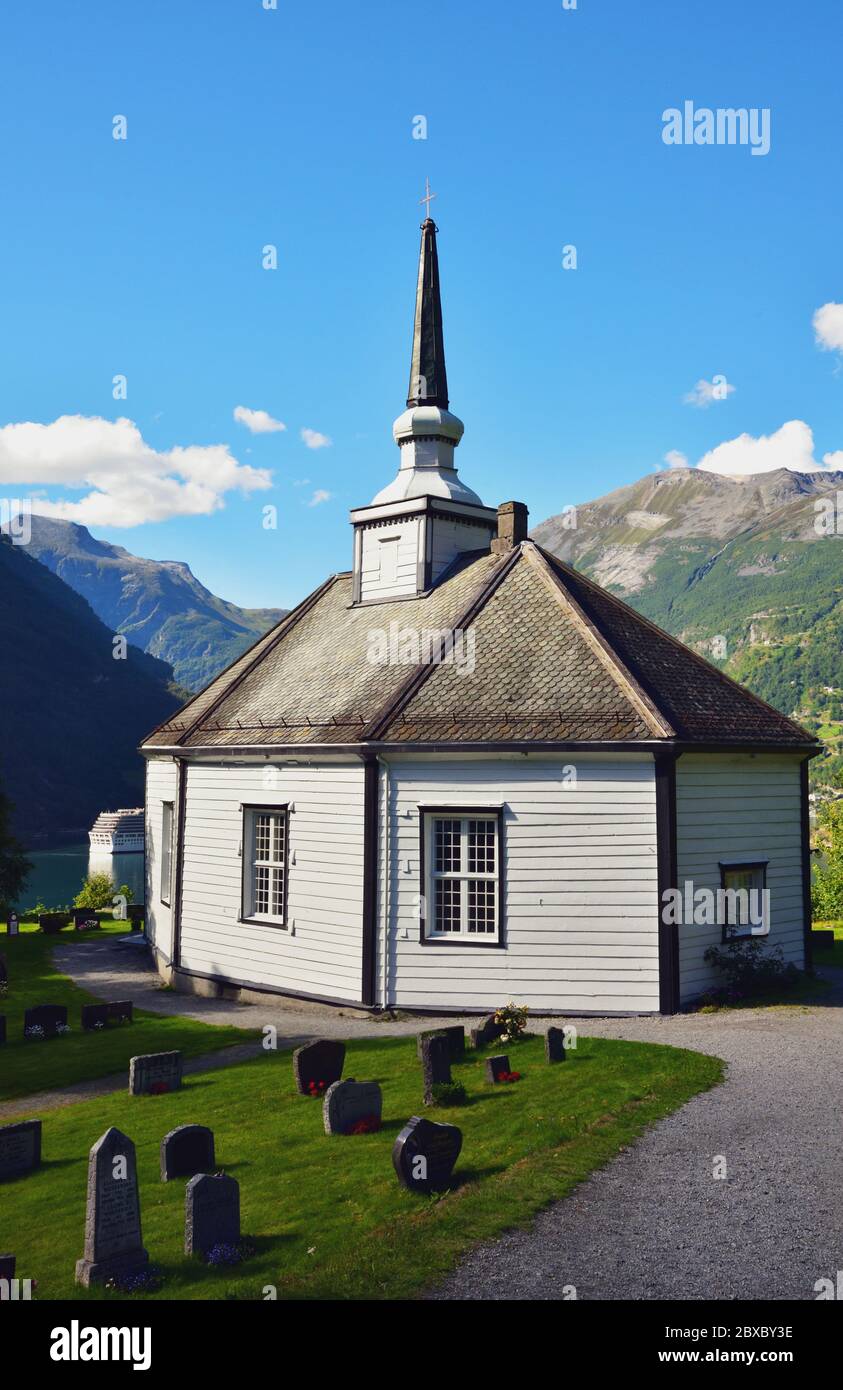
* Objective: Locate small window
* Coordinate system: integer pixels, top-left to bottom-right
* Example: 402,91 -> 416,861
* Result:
243,807 -> 289,926
378,536 -> 399,585
719,861 -> 768,941
160,802 -> 174,905
422,811 -> 502,943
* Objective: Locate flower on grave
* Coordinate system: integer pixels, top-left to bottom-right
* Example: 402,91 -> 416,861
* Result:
149,1081 -> 170,1095
307,1078 -> 327,1096
500,1070 -> 522,1083
349,1114 -> 381,1135
206,1242 -> 242,1267
25,1024 -> 45,1040
56,1023 -> 71,1035
94,1020 -> 105,1030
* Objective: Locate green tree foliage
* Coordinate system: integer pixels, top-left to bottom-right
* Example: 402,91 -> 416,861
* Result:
73,872 -> 118,910
811,800 -> 843,921
0,783 -> 31,914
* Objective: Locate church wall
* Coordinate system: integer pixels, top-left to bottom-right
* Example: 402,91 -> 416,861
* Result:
176,759 -> 366,1003
675,752 -> 806,1002
359,518 -> 422,601
144,756 -> 179,964
379,752 -> 661,1014
430,518 -> 494,583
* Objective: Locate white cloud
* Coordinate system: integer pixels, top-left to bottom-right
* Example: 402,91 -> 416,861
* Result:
0,414 -> 272,526
683,376 -> 736,408
662,449 -> 689,469
813,302 -> 843,353
306,489 -> 332,507
696,419 -> 829,475
233,405 -> 286,434
301,427 -> 331,450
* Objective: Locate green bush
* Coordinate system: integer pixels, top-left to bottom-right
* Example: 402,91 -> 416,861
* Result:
73,873 -> 117,910
812,800 -> 843,921
701,938 -> 800,1005
429,1081 -> 468,1107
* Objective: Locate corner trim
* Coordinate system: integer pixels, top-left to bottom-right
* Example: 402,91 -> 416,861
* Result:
800,758 -> 813,970
361,755 -> 379,1006
655,751 -> 680,1014
172,758 -> 188,970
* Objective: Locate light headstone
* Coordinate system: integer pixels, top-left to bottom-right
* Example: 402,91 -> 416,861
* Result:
323,1079 -> 383,1135
0,1120 -> 42,1181
185,1173 -> 240,1259
75,1127 -> 148,1287
129,1050 -> 182,1095
6,913 -> 18,936
392,1116 -> 462,1194
161,1124 -> 215,1182
292,1038 -> 345,1095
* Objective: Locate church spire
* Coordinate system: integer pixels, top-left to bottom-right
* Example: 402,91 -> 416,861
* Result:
406,214 -> 449,409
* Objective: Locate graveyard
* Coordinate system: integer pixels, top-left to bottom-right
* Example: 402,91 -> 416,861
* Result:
1,1008 -> 723,1300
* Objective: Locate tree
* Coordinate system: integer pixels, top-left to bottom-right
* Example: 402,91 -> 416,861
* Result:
0,783 -> 31,917
811,799 -> 843,921
74,872 -> 117,910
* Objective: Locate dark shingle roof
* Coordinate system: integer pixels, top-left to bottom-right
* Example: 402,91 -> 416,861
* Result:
142,541 -> 816,751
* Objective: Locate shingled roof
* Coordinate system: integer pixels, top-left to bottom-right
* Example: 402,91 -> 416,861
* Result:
142,541 -> 816,752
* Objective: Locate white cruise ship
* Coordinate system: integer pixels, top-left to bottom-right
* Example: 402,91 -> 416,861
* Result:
88,808 -> 145,854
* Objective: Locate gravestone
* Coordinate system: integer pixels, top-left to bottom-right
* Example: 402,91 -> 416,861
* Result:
0,952 -> 6,985
415,1025 -> 466,1062
38,913 -> 68,935
0,1254 -> 14,1281
485,1054 -> 511,1083
185,1173 -> 240,1259
323,1079 -> 383,1135
813,929 -> 835,948
545,1026 -> 567,1062
469,1014 -> 505,1049
129,1050 -> 182,1095
420,1033 -> 451,1104
108,1000 -> 134,1023
161,1124 -> 215,1181
392,1116 -> 462,1194
0,1120 -> 42,1181
24,1004 -> 68,1038
292,1038 -> 345,1095
75,1127 -> 148,1287
73,908 -> 101,933
0,1016 -> 5,1046
127,905 -> 145,933
82,1004 -> 110,1031
6,912 -> 18,936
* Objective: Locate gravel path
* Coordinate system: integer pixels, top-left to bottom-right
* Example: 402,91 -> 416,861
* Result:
429,974 -> 843,1302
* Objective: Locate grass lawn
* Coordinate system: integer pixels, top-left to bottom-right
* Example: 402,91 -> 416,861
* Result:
812,920 -> 843,970
0,922 -> 258,1103
3,1031 -> 723,1301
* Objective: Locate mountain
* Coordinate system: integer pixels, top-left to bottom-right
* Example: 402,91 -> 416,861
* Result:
533,467 -> 843,782
18,515 -> 287,691
0,534 -> 181,846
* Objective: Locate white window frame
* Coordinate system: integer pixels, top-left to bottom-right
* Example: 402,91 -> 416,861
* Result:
242,805 -> 289,927
160,802 -> 174,905
421,809 -> 502,945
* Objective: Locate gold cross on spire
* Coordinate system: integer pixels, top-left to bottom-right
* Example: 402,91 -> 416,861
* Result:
419,177 -> 437,220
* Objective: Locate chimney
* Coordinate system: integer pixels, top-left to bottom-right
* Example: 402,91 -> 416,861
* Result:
491,500 -> 529,553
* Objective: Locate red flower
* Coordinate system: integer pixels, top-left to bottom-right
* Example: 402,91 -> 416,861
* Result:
349,1114 -> 381,1135
149,1082 -> 170,1095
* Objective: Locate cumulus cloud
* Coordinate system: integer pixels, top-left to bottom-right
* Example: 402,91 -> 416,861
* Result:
301,427 -> 331,450
813,302 -> 843,353
233,405 -> 286,434
306,489 -> 332,507
683,376 -> 736,408
0,414 -> 272,526
662,449 -> 689,469
696,419 -> 829,475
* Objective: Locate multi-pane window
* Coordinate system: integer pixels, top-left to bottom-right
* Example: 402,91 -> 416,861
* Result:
721,863 -> 767,940
245,808 -> 288,925
426,813 -> 500,941
160,802 -> 173,905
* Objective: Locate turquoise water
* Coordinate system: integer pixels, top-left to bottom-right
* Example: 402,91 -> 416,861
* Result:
16,844 -> 145,911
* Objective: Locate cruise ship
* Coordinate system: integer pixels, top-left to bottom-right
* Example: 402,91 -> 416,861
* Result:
88,809 -> 145,854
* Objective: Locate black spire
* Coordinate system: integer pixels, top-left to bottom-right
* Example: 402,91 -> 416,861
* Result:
406,218 -> 449,409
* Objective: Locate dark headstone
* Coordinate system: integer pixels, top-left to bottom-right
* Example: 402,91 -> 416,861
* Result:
292,1038 -> 345,1095
0,1120 -> 42,1181
415,1025 -> 466,1062
81,1004 -> 110,1031
129,1050 -> 182,1095
38,913 -> 69,935
161,1124 -> 215,1181
0,952 -> 6,985
127,904 -> 145,930
545,1026 -> 567,1062
323,1079 -> 383,1135
392,1116 -> 462,1194
485,1054 -> 511,1083
185,1173 -> 240,1259
813,929 -> 835,948
6,912 -> 18,936
24,1004 -> 68,1038
108,1000 -> 134,1023
0,1016 -> 6,1046
421,1033 -> 451,1104
469,1014 -> 505,1049
75,1127 -> 148,1287
0,1254 -> 15,1281
72,909 -> 101,932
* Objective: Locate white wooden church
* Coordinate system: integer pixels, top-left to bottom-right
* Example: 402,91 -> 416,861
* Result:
143,214 -> 816,1015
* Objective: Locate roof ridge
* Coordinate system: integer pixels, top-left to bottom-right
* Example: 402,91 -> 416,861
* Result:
534,543 -> 816,744
522,543 -> 673,738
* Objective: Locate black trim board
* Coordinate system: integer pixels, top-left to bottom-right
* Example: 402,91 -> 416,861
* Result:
361,755 -> 379,1006
655,751 -> 680,1014
801,757 -> 813,970
418,804 -> 506,948
172,758 -> 188,970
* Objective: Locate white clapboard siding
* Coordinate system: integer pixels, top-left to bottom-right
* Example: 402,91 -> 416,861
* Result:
676,752 -> 805,1002
379,754 -> 660,1013
360,519 -> 421,601
144,757 -> 178,962
430,519 -> 493,583
177,761 -> 365,1001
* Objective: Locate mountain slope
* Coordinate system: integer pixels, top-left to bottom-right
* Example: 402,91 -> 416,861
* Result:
18,515 -> 287,691
0,534 -> 181,845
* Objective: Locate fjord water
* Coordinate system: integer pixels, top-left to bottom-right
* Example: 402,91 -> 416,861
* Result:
16,845 -> 145,911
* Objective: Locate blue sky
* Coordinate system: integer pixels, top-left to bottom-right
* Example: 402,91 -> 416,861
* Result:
1,0 -> 842,609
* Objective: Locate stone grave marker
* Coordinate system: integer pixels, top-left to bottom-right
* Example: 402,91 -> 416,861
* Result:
485,1054 -> 511,1083
392,1116 -> 462,1194
81,1004 -> 110,1031
0,952 -> 7,986
161,1124 -> 215,1181
127,905 -> 145,933
545,1026 -> 567,1062
0,1017 -> 5,1046
469,1014 -> 505,1049
420,1032 -> 451,1104
415,1025 -> 466,1062
108,1000 -> 134,1023
323,1079 -> 383,1135
185,1173 -> 240,1259
292,1038 -> 345,1095
75,1126 -> 148,1287
24,1004 -> 67,1038
0,1254 -> 15,1282
72,908 -> 101,933
6,912 -> 18,936
38,913 -> 69,935
129,1050 -> 183,1095
0,1120 -> 42,1181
